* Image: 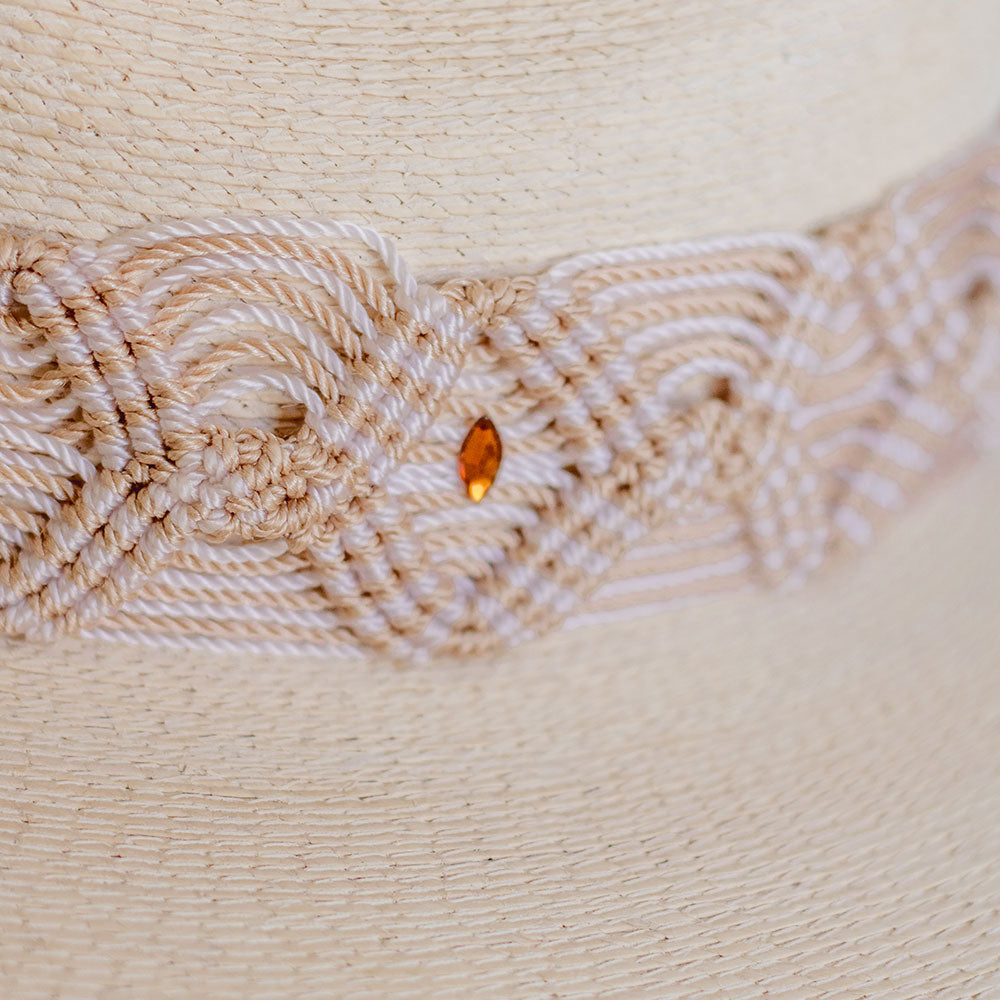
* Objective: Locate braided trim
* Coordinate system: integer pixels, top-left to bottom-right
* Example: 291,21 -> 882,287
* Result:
0,139 -> 998,660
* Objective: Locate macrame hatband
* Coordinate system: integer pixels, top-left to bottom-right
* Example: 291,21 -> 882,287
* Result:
0,137 -> 998,659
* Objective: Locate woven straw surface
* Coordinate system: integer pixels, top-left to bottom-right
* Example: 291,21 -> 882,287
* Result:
0,0 -> 999,275
2,451 -> 999,999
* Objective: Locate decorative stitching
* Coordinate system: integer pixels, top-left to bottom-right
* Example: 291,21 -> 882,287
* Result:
0,141 -> 998,660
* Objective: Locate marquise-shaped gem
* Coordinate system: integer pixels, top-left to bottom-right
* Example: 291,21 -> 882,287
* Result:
458,416 -> 502,502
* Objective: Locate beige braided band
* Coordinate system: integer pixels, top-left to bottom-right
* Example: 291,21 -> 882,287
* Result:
0,136 -> 998,660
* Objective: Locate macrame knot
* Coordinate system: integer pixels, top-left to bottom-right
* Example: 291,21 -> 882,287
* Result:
692,397 -> 771,505
0,234 -> 70,292
194,426 -> 337,546
0,234 -> 41,308
443,276 -> 537,329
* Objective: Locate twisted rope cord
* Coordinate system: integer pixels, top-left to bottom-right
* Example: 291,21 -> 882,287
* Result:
0,138 -> 998,660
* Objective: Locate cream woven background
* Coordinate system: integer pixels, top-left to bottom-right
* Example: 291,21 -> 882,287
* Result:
3,452 -> 999,999
0,0 -> 998,275
0,1 -> 999,997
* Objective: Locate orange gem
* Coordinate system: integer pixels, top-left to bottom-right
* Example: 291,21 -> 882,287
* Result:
457,415 -> 502,502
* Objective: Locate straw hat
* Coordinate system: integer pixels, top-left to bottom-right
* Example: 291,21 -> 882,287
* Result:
1,1 -> 999,996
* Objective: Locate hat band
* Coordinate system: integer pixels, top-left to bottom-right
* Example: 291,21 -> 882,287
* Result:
0,135 -> 997,660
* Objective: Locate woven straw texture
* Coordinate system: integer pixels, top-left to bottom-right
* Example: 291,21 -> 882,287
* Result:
1,1 -> 999,275
2,451 -> 999,999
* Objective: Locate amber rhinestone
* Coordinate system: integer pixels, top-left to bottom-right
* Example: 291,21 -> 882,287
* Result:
458,415 -> 502,502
